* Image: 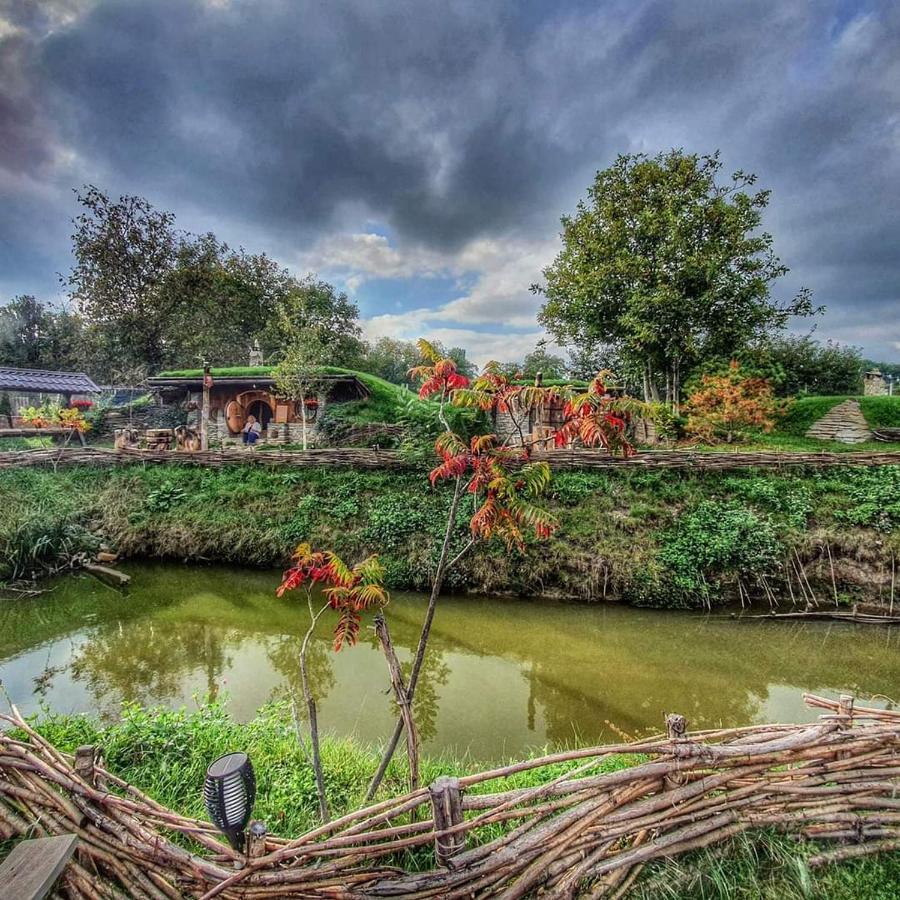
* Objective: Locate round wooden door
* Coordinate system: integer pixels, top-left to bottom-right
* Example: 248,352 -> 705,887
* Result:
225,400 -> 245,434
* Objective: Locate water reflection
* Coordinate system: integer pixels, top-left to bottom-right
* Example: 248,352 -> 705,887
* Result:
1,563 -> 898,761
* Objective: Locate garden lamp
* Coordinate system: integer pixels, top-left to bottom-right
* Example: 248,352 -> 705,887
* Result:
203,752 -> 256,852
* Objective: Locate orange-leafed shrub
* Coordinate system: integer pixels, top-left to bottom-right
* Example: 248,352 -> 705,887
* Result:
684,361 -> 781,443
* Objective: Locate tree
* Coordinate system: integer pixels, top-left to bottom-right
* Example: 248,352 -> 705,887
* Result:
161,234 -> 293,367
521,341 -> 567,381
365,339 -> 639,798
264,277 -> 364,367
535,150 -> 816,407
273,330 -> 330,450
757,335 -> 862,396
63,186 -> 180,374
0,296 -> 49,368
358,337 -> 421,387
276,546 -> 388,822
0,296 -> 91,373
684,361 -> 781,443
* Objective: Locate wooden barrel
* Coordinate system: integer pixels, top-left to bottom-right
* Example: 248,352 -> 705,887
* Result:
225,400 -> 245,434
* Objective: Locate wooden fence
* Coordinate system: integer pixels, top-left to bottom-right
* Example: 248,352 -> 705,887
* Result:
1,695 -> 898,898
2,445 -> 900,473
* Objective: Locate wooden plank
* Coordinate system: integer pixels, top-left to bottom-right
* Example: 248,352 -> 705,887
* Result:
0,834 -> 78,900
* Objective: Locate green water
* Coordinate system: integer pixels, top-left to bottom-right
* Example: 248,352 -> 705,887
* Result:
1,563 -> 898,761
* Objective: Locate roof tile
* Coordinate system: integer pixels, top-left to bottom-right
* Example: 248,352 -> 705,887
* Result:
0,367 -> 100,394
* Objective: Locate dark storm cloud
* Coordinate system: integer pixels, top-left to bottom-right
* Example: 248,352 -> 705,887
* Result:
1,0 -> 898,357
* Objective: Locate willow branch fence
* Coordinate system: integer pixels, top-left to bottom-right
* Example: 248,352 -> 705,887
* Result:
1,695 -> 898,898
2,445 -> 900,473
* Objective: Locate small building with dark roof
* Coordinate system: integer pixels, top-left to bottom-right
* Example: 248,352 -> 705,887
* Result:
0,367 -> 100,423
147,366 -> 370,446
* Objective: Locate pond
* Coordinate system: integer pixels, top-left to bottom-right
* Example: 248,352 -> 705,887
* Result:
1,563 -> 898,761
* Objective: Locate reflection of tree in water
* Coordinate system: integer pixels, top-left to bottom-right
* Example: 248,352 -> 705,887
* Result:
401,648 -> 449,743
523,654 -> 770,746
352,627 -> 450,743
69,621 -> 231,713
266,635 -> 336,717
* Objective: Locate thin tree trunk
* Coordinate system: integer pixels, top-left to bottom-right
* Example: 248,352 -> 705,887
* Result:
300,597 -> 329,822
374,614 -> 419,792
300,395 -> 308,451
647,360 -> 660,403
365,475 -> 465,800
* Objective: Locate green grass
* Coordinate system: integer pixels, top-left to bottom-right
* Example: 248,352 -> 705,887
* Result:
157,365 -> 277,377
860,395 -> 900,429
774,395 -> 850,436
632,829 -> 900,899
3,462 -> 898,607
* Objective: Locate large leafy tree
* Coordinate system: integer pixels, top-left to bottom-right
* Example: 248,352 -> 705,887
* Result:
535,150 -> 816,406
264,277 -> 364,367
0,295 -> 89,372
163,234 -> 293,367
359,336 -> 421,386
521,341 -> 567,381
64,186 -> 180,375
62,187 -> 367,376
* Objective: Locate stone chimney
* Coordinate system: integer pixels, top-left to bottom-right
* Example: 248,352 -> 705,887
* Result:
534,371 -> 544,387
249,340 -> 264,367
864,370 -> 887,396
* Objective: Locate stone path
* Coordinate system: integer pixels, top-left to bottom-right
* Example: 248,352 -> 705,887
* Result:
806,398 -> 873,444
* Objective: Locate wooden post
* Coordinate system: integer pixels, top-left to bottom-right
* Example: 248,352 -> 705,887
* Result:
246,820 -> 267,859
74,745 -> 96,786
429,776 -> 464,867
200,366 -> 212,452
664,714 -> 688,790
666,713 -> 687,741
837,695 -> 854,759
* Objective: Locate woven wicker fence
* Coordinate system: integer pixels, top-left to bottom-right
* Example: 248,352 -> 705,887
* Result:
1,695 -> 898,899
3,445 -> 900,473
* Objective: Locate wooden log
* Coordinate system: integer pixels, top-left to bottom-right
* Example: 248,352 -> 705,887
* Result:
728,611 -> 900,625
82,563 -> 130,587
429,777 -> 465,867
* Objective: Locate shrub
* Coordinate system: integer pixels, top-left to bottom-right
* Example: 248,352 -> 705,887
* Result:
658,501 -> 782,605
833,467 -> 900,532
684,362 -> 782,443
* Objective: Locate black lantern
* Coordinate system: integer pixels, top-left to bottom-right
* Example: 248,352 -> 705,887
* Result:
204,752 -> 256,852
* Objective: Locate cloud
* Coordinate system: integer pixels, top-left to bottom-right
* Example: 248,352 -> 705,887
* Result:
1,0 -> 899,361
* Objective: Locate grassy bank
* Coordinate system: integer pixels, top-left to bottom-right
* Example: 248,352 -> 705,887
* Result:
1,461 -> 898,607
18,703 -> 900,898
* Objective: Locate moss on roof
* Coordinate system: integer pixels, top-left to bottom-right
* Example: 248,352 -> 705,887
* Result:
156,366 -> 276,377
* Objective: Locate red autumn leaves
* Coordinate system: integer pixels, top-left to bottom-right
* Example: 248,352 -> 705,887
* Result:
277,543 -> 388,650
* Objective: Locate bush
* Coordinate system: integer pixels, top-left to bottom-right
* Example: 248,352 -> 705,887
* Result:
684,362 -> 782,443
833,467 -> 900,532
658,501 -> 782,606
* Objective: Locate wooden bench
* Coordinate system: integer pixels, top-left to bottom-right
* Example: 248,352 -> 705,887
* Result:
0,834 -> 78,900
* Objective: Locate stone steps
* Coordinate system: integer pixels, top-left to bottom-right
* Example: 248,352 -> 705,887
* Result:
806,399 -> 872,444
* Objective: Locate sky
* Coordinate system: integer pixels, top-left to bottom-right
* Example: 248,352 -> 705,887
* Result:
1,0 -> 899,366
